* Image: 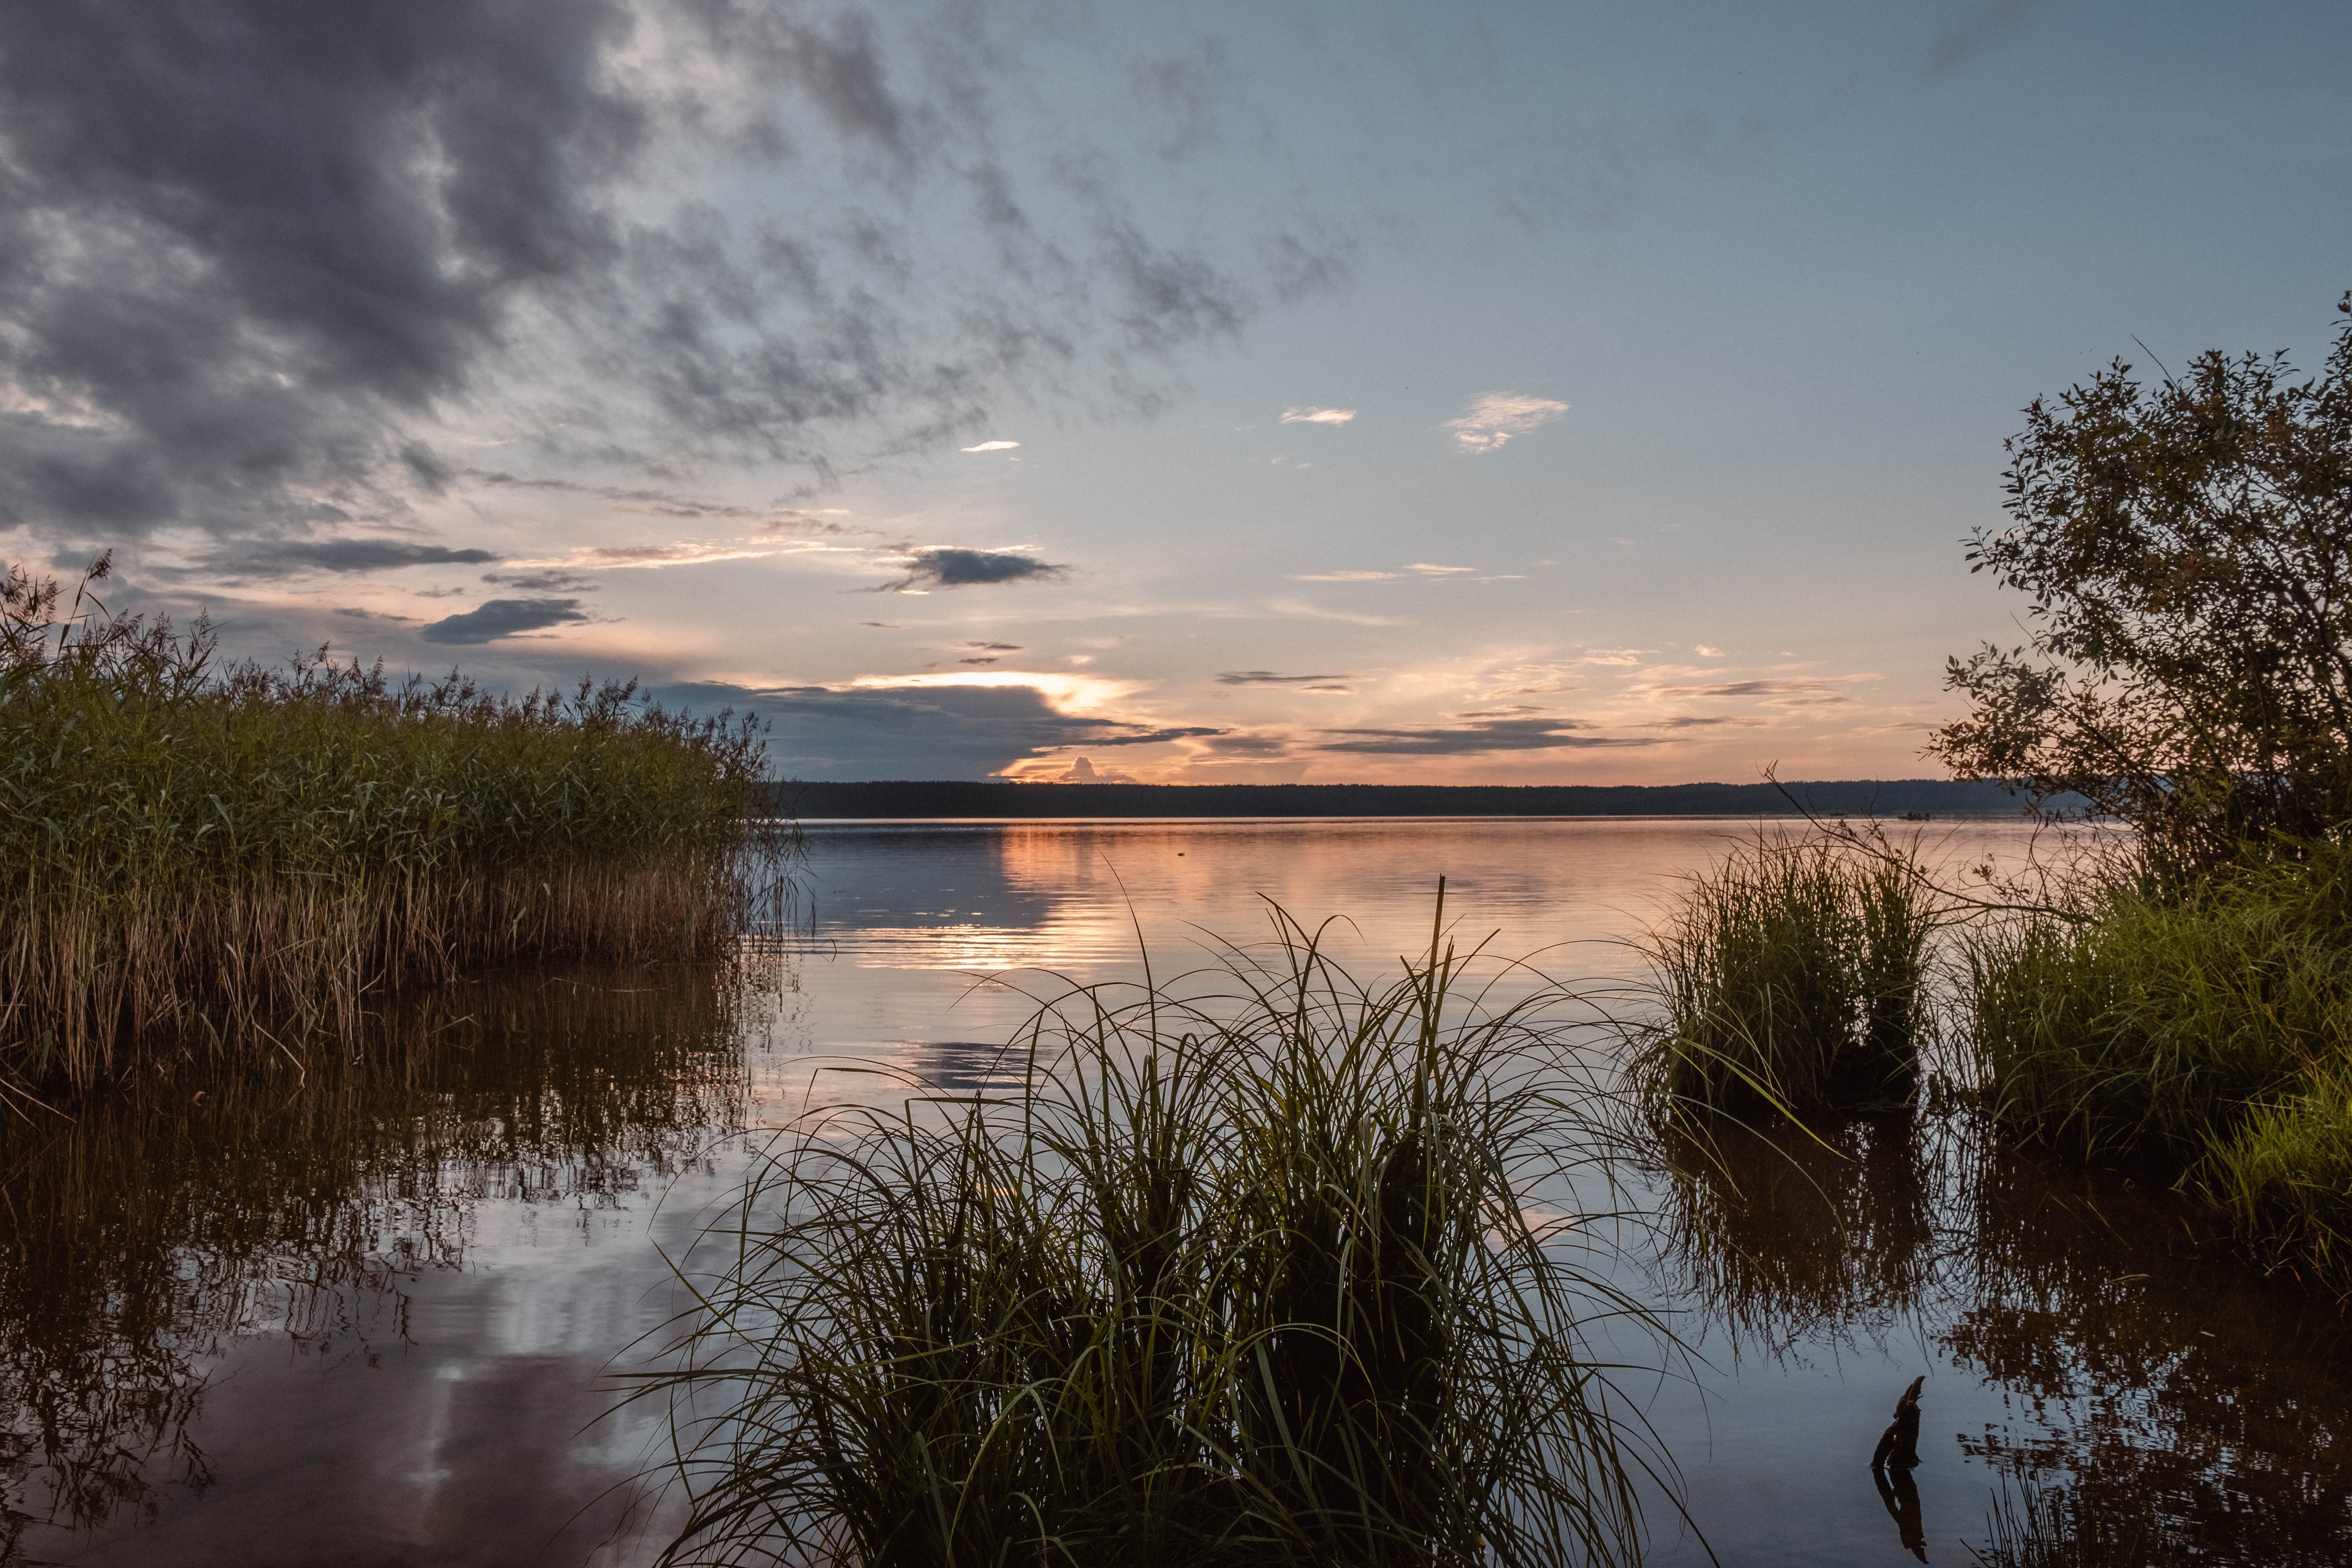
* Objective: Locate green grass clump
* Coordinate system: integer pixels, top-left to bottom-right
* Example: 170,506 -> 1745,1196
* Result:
1962,901 -> 2347,1169
1636,833 -> 1934,1116
2202,1072 -> 2352,1287
641,905 -> 1679,1567
0,556 -> 774,1087
1964,851 -> 2352,1170
1965,839 -> 2352,1291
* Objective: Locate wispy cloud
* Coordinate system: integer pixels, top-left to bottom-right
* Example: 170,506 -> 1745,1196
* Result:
1442,392 -> 1569,454
481,568 -> 597,592
1290,569 -> 1403,582
500,539 -> 835,573
1316,717 -> 1658,755
1408,563 -> 1475,574
1637,677 -> 1877,706
961,440 -> 1021,452
1217,670 -> 1356,691
1280,406 -> 1356,425
467,475 -> 878,535
195,538 -> 499,577
873,547 -> 1071,592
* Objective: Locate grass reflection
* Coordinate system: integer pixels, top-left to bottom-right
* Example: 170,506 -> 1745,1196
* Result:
1653,1108 -> 2352,1563
1950,1148 -> 2352,1566
1654,1112 -> 1947,1356
0,961 -> 763,1548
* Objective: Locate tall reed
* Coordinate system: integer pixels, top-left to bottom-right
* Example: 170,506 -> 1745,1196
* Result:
1635,833 -> 1935,1116
0,556 -> 777,1087
638,903 -> 1682,1567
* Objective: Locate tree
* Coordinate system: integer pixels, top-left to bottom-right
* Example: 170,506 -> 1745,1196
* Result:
1932,292 -> 2352,871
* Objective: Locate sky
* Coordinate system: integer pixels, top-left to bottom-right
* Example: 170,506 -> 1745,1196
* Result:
4,0 -> 2348,784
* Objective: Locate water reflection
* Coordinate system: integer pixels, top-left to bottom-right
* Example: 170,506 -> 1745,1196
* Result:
796,817 -> 1775,984
1871,1467 -> 1928,1563
0,965 -> 760,1556
1952,1148 -> 2352,1565
1654,1114 -> 2352,1563
1655,1114 -> 1947,1356
3,820 -> 2343,1565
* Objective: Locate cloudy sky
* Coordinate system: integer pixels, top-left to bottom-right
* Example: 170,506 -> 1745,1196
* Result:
4,1 -> 2347,782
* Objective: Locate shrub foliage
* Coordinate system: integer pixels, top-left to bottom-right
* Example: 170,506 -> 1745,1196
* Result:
1933,292 -> 2352,870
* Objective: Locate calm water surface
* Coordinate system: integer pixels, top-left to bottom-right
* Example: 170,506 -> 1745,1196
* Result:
4,818 -> 2348,1565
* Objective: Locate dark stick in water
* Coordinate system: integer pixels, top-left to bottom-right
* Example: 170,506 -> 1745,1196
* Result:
1869,1376 -> 1926,1471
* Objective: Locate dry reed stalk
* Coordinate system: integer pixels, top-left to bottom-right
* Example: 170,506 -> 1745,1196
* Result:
1,858 -> 760,1087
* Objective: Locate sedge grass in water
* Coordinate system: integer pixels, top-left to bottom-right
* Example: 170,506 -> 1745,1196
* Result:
1964,838 -> 2352,1294
640,900 -> 1683,1567
1634,832 -> 1935,1118
0,556 -> 776,1088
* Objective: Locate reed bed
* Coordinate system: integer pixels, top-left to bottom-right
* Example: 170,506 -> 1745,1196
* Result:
0,557 -> 775,1088
638,904 -> 1684,1568
1633,833 -> 1936,1117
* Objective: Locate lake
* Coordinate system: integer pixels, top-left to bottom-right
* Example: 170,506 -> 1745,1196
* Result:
5,817 -> 2348,1565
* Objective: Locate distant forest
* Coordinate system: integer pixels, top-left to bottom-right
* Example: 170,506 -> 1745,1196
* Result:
775,778 -> 2063,819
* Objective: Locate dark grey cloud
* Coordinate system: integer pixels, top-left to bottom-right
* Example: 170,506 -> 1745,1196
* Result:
875,548 -> 1069,592
1197,733 -> 1296,757
198,539 -> 501,578
0,0 -> 642,541
1218,670 -> 1357,686
0,2 -> 1350,552
656,680 -> 1220,780
1316,718 -> 1661,755
483,569 -> 598,592
418,597 -> 591,645
967,641 -> 1022,651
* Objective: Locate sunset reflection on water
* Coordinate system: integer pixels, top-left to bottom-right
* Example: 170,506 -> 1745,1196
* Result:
22,813 -> 2305,1568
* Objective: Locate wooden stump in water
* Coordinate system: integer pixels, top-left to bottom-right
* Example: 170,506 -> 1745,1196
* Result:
1868,1375 -> 1925,1471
